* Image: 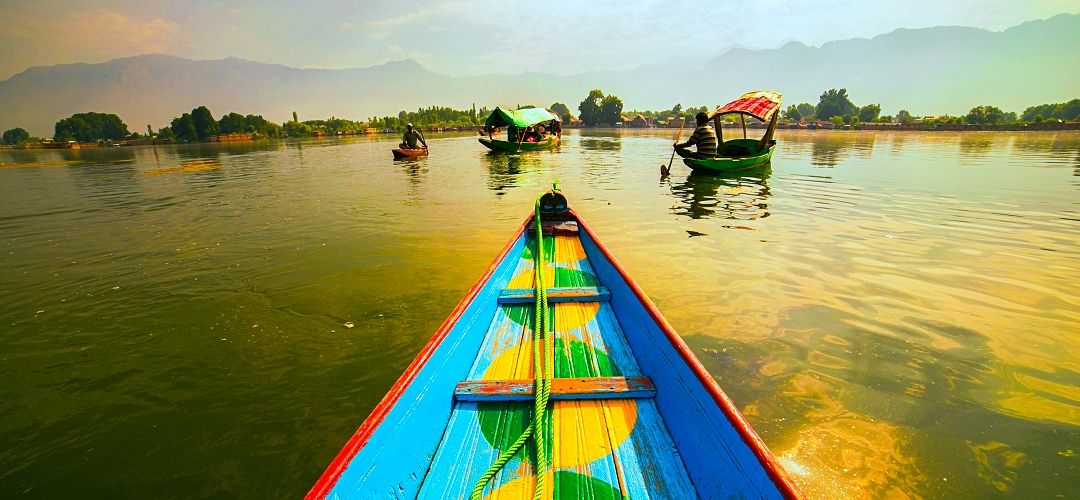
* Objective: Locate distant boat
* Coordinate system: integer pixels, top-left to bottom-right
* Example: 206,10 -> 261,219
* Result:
479,107 -> 562,152
42,140 -> 79,149
683,91 -> 782,173
391,147 -> 428,159
307,190 -> 802,499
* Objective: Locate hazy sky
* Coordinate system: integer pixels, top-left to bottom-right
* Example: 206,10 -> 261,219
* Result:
0,0 -> 1076,80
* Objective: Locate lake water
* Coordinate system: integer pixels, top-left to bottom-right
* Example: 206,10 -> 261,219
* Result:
1,130 -> 1077,498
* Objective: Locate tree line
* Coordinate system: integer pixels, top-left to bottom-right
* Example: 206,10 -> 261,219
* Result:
157,106 -> 283,142
781,89 -> 1079,128
366,105 -> 488,131
4,95 -> 1079,147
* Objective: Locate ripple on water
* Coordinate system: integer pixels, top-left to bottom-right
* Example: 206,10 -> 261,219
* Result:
0,131 -> 1078,497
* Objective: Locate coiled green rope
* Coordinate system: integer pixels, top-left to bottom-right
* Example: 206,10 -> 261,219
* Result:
470,187 -> 556,500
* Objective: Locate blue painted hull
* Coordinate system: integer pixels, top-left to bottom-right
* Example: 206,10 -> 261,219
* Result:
309,208 -> 801,499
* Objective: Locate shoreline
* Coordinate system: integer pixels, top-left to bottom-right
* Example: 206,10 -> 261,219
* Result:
2,127 -> 1077,152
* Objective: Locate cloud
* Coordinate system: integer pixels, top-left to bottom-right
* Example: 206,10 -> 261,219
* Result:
360,9 -> 433,42
0,8 -> 185,78
362,10 -> 432,29
0,9 -> 183,53
338,22 -> 356,32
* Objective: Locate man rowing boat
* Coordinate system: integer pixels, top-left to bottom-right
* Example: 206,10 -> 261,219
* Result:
400,123 -> 428,150
674,112 -> 717,159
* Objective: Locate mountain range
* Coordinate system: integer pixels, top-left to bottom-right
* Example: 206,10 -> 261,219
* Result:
1,14 -> 1077,136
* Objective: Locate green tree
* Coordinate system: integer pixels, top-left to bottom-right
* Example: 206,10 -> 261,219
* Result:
190,106 -> 219,140
292,111 -> 299,123
157,127 -> 176,141
1060,99 -> 1080,120
671,103 -> 683,116
850,115 -> 861,129
245,115 -> 281,136
578,89 -> 605,126
283,121 -> 311,137
782,105 -> 801,121
858,104 -> 881,122
218,112 -> 246,134
599,94 -> 624,126
170,113 -> 198,142
964,105 -> 1005,125
367,105 -> 486,131
796,103 -> 816,120
1022,99 -> 1078,121
549,102 -> 572,124
829,116 -> 845,127
54,112 -> 129,142
2,127 -> 29,145
896,109 -> 914,125
816,89 -> 856,120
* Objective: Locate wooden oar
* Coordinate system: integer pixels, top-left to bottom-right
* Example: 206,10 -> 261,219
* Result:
661,117 -> 686,177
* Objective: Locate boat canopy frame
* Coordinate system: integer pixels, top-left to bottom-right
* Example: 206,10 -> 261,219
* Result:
483,107 -> 561,129
706,90 -> 783,146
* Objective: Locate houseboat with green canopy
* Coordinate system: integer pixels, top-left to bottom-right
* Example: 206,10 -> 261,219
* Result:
683,90 -> 782,173
479,107 -> 562,152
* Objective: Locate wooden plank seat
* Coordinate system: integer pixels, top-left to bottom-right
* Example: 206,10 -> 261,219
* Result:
530,220 -> 578,236
454,376 -> 655,402
497,286 -> 610,304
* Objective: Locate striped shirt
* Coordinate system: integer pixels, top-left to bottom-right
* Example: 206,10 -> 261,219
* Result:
684,124 -> 717,156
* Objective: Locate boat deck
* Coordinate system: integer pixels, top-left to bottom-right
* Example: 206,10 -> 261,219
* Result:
417,231 -> 696,498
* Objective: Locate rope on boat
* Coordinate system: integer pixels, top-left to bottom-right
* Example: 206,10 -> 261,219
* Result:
470,184 -> 557,500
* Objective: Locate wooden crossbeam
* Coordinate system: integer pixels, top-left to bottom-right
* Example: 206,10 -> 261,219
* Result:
498,286 -> 610,304
530,220 -> 578,236
454,376 -> 655,402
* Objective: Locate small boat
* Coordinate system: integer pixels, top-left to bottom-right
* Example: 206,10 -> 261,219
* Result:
392,147 -> 428,159
479,107 -> 562,152
308,189 -> 802,499
684,91 -> 782,173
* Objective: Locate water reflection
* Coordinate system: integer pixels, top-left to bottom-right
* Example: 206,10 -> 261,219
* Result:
669,166 -> 771,221
482,152 -> 542,195
1,131 -> 1078,498
578,130 -> 622,152
60,146 -> 137,164
1008,132 -> 1080,157
168,140 -> 283,161
957,134 -> 998,156
693,298 -> 1064,498
62,150 -> 144,216
398,160 -> 428,190
809,133 -> 876,167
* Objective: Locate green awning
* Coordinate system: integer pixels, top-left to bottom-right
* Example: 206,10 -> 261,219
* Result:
483,107 -> 560,128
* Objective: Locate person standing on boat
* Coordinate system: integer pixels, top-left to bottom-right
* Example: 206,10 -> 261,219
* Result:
400,123 -> 427,150
674,112 -> 717,159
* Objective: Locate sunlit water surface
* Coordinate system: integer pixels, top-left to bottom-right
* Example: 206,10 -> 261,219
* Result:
1,130 -> 1077,498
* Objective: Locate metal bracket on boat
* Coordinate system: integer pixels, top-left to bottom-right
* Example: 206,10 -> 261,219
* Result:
454,376 -> 655,402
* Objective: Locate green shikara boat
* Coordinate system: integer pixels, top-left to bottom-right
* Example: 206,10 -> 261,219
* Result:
683,91 -> 782,173
479,107 -> 561,153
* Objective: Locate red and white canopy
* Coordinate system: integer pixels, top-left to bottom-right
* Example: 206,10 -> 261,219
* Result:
709,91 -> 783,122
